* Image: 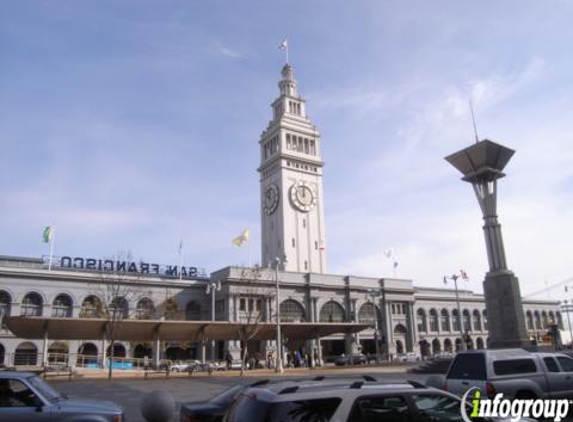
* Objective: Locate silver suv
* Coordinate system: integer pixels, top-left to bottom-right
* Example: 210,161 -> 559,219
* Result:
223,378 -> 522,422
0,371 -> 124,422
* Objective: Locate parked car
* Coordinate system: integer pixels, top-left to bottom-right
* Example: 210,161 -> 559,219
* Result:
223,377 -> 532,422
445,348 -> 573,399
397,352 -> 420,362
168,360 -> 198,372
0,371 -> 124,422
181,376 -> 369,422
334,354 -> 367,366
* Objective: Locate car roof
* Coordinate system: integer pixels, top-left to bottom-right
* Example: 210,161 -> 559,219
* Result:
457,348 -> 531,358
244,380 -> 433,400
0,371 -> 36,379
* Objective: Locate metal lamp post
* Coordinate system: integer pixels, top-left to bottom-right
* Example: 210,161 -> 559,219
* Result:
443,272 -> 468,351
205,280 -> 221,361
366,289 -> 382,363
564,286 -> 573,347
445,139 -> 529,348
271,256 -> 287,373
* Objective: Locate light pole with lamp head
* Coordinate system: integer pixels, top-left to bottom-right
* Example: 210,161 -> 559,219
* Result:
271,256 -> 287,373
366,289 -> 382,364
564,286 -> 573,348
205,280 -> 221,361
443,271 -> 469,351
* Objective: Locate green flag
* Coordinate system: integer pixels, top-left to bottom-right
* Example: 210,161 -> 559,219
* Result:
42,226 -> 54,243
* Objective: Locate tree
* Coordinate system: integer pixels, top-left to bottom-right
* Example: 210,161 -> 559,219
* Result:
88,252 -> 151,380
236,265 -> 273,375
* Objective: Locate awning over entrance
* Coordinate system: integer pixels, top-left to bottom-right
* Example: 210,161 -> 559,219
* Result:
5,317 -> 370,342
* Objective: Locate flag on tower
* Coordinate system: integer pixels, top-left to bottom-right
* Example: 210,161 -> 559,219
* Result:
460,269 -> 469,280
279,38 -> 288,50
232,228 -> 249,247
42,226 -> 55,243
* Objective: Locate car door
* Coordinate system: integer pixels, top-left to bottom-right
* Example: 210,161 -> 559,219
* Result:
0,379 -> 51,422
540,356 -> 570,398
554,356 -> 573,398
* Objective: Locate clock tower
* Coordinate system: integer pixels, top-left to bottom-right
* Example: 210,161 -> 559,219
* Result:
259,64 -> 327,273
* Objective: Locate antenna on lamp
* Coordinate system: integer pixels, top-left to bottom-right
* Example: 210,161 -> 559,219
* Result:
469,98 -> 479,144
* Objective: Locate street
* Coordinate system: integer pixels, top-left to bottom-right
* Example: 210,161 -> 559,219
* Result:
52,367 -> 426,422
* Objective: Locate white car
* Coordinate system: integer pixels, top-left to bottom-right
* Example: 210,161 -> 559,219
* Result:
397,352 -> 420,362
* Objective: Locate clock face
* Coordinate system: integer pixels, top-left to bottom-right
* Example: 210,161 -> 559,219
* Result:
290,181 -> 317,212
263,184 -> 279,215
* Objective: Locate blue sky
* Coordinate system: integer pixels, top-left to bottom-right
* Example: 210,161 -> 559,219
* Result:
1,1 -> 572,298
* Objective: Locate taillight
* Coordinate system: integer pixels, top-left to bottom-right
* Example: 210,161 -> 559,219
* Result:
485,382 -> 496,399
113,415 -> 123,422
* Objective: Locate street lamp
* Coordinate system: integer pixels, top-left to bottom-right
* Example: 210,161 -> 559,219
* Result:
443,271 -> 469,351
205,280 -> 221,361
271,256 -> 287,373
564,286 -> 573,348
366,289 -> 382,364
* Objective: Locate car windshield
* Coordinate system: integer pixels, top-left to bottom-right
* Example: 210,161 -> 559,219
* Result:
210,384 -> 245,405
27,375 -> 63,402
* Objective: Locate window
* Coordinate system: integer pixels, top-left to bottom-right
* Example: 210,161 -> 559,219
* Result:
304,261 -> 308,270
319,301 -> 345,323
0,291 -> 11,323
280,299 -> 306,322
52,294 -> 73,318
348,395 -> 412,422
493,359 -> 537,375
429,310 -> 438,332
20,292 -> 43,317
544,357 -> 560,372
185,301 -> 201,320
440,310 -> 450,332
447,353 -> 486,380
557,356 -> 573,372
136,298 -> 154,320
417,309 -> 427,333
358,302 -> 380,325
239,298 -> 246,311
80,296 -> 102,318
292,238 -> 296,247
412,394 -> 462,422
265,397 -> 341,422
248,299 -> 254,312
0,379 -> 42,408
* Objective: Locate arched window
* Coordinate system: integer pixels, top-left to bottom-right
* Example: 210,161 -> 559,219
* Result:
417,309 -> 427,333
472,310 -> 481,331
440,309 -> 450,332
526,311 -> 534,330
21,292 -> 43,316
185,301 -> 202,320
429,309 -> 439,332
0,343 -> 4,365
541,311 -> 548,328
280,299 -> 306,322
319,301 -> 345,323
52,294 -> 73,317
110,297 -> 129,320
483,310 -> 488,330
0,291 -> 11,324
14,342 -> 38,366
549,311 -> 556,325
48,342 -> 69,365
80,295 -> 103,318
534,311 -> 541,330
136,298 -> 155,320
463,310 -> 471,333
452,309 -> 460,332
358,302 -> 381,326
557,312 -> 564,330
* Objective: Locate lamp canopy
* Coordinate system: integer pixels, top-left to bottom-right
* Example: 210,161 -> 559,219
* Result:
445,139 -> 515,183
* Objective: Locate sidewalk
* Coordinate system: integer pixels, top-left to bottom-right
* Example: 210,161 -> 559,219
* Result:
66,362 -> 413,380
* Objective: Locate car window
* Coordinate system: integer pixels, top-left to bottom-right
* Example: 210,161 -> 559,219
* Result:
557,357 -> 573,372
447,354 -> 486,380
347,395 -> 412,422
544,357 -> 560,372
263,397 -> 341,422
493,359 -> 537,375
27,375 -> 61,402
0,379 -> 42,408
412,394 -> 462,422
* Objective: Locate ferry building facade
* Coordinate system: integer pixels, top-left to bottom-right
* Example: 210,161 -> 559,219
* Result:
0,64 -> 562,368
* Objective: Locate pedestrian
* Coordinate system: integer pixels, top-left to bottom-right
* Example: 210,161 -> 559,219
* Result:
225,351 -> 233,371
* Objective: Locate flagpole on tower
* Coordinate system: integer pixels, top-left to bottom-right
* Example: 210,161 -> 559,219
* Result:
178,240 -> 184,282
279,38 -> 289,64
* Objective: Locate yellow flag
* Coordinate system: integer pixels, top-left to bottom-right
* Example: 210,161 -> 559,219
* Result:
232,228 -> 249,247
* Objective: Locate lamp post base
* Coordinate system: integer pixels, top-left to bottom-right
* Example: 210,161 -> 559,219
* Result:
483,271 -> 530,349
